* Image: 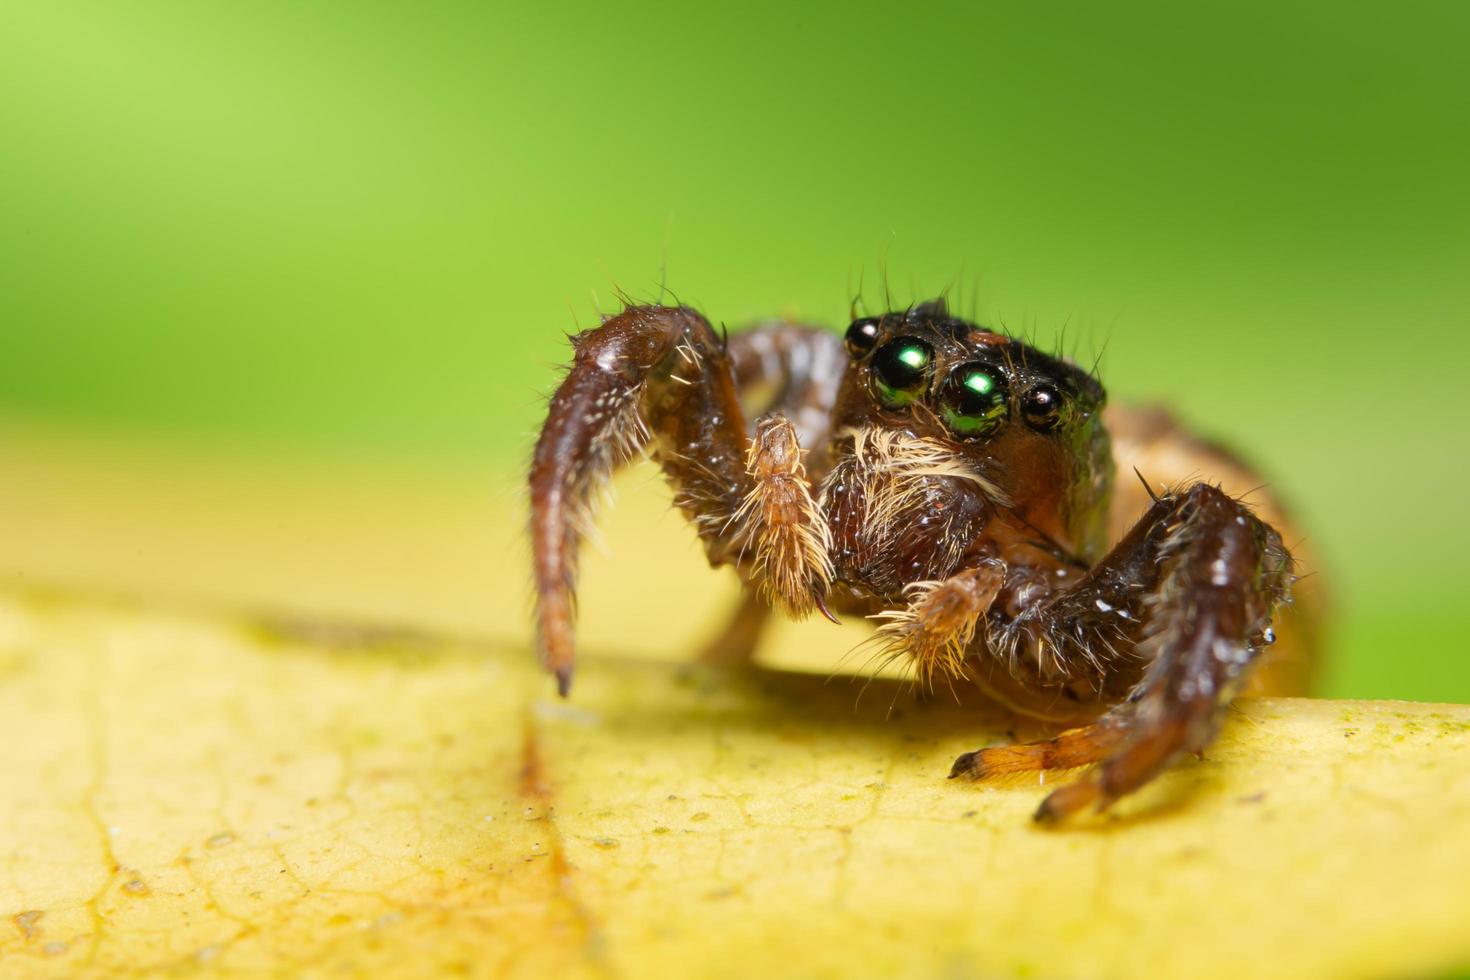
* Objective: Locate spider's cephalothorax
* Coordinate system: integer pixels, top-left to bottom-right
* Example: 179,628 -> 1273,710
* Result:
819,304 -> 1114,604
528,299 -> 1321,822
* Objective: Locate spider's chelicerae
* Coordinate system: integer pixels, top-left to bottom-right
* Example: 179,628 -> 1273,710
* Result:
529,299 -> 1322,822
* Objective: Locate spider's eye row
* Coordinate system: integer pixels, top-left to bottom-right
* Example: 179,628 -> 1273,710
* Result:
939,362 -> 1008,437
845,318 -> 881,357
1022,384 -> 1063,432
869,337 -> 934,407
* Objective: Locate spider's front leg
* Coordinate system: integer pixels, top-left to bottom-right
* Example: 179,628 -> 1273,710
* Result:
529,305 -> 832,693
951,483 -> 1293,822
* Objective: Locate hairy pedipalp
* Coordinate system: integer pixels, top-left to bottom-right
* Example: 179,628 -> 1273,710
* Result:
729,415 -> 833,617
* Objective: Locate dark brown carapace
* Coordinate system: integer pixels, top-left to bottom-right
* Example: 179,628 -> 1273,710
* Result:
529,299 -> 1322,822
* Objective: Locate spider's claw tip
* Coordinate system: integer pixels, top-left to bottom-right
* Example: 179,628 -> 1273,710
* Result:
949,751 -> 979,779
554,666 -> 574,698
814,593 -> 840,624
1031,798 -> 1062,825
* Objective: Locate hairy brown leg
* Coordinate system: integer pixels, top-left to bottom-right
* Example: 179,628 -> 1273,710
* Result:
529,306 -> 835,693
695,325 -> 849,665
949,717 -> 1129,778
531,306 -> 747,691
954,483 -> 1293,822
1106,404 -> 1325,695
696,592 -> 771,666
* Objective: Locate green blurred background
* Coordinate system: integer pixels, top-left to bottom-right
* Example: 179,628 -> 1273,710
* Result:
1,1 -> 1467,700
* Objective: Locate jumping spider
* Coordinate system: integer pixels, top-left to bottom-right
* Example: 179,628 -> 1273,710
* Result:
529,299 -> 1320,822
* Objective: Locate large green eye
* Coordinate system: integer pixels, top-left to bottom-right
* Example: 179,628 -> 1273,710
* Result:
869,337 -> 934,407
939,362 -> 1008,437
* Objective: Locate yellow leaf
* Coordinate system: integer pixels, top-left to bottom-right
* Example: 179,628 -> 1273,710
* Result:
0,587 -> 1468,979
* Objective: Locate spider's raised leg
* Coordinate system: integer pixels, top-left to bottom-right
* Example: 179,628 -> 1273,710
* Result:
1106,404 -> 1323,695
952,482 -> 1293,822
529,306 -> 834,692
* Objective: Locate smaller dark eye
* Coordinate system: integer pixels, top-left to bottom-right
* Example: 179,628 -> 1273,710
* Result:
845,318 -> 881,357
869,337 -> 934,407
939,363 -> 1008,437
1022,384 -> 1063,431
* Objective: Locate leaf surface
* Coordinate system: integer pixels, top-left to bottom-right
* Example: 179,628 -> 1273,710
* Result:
0,589 -> 1467,979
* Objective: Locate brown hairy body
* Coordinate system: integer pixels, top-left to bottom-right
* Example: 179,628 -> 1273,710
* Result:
528,300 -> 1323,822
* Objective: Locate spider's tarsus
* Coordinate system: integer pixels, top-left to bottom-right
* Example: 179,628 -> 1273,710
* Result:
555,666 -> 574,698
1032,779 -> 1099,824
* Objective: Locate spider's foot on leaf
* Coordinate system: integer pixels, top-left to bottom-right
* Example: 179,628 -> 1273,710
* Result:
949,746 -> 1105,824
948,748 -> 992,779
949,719 -> 1128,783
1033,778 -> 1105,824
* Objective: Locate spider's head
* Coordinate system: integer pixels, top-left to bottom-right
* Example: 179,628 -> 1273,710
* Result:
841,299 -> 1105,441
836,298 -> 1113,560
